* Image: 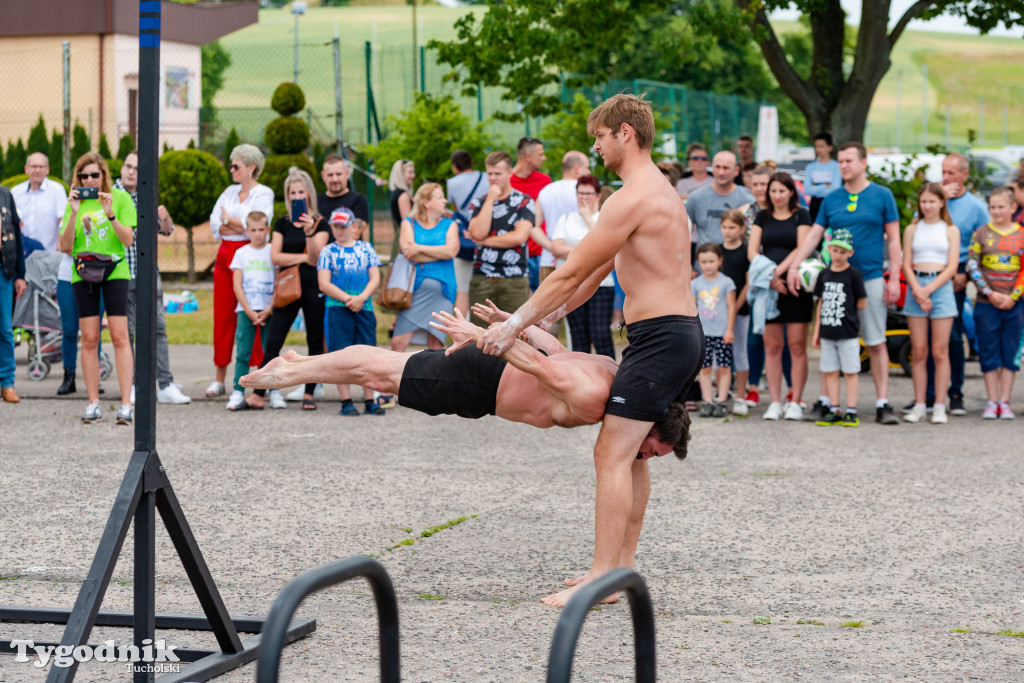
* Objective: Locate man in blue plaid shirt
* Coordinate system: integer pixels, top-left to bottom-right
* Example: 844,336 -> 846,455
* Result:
114,151 -> 190,404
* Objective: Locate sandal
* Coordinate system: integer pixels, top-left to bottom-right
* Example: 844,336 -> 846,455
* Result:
302,397 -> 317,411
339,402 -> 360,417
376,394 -> 396,409
685,401 -> 699,412
234,400 -> 263,411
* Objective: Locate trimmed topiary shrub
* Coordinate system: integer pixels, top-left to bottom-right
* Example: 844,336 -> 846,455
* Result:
106,158 -> 123,179
260,153 -> 317,202
271,82 -> 305,117
0,174 -> 69,192
158,149 -> 229,281
117,134 -> 135,160
264,116 -> 310,155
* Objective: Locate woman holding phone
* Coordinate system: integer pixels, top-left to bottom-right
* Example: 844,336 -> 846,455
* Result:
59,153 -> 137,424
248,167 -> 330,410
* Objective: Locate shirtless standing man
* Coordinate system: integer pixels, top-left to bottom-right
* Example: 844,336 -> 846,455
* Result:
474,94 -> 704,606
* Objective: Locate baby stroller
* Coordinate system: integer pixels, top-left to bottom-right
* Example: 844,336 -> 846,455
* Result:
12,250 -> 112,382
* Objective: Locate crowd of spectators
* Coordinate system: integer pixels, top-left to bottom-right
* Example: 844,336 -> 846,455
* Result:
2,134 -> 1022,424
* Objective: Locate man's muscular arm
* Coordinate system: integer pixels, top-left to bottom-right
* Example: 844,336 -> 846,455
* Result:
472,300 -> 567,356
478,193 -> 635,355
431,310 -> 599,409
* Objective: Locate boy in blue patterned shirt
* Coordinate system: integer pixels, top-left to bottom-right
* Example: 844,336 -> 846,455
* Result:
317,207 -> 383,415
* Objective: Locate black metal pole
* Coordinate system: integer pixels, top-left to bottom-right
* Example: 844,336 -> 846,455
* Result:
135,0 -> 159,452
134,3 -> 160,681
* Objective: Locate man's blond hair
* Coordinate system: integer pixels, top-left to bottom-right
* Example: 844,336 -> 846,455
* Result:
586,93 -> 655,151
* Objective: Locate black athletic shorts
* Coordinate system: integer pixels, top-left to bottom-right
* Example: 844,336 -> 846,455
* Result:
605,314 -> 705,422
398,346 -> 508,419
72,278 -> 129,318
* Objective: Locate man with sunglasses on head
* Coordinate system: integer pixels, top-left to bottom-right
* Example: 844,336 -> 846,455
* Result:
786,141 -> 903,424
676,143 -> 713,200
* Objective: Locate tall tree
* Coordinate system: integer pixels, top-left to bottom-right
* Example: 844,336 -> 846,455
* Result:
201,41 -> 232,111
27,115 -> 49,155
433,1 -> 1024,142
734,1 -> 1024,142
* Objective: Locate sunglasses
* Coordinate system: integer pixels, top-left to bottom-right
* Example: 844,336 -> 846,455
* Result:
689,155 -> 709,161
78,171 -> 102,180
229,163 -> 242,171
846,194 -> 859,212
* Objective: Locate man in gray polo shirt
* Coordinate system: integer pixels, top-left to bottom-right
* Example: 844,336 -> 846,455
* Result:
685,151 -> 754,246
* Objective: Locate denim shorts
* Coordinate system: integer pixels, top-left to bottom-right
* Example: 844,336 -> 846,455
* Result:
902,274 -> 957,319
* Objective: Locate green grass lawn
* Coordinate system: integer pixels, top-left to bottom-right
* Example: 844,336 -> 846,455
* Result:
159,288 -> 397,346
213,7 -> 1024,151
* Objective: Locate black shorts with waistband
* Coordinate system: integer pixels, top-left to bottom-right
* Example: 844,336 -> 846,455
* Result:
605,314 -> 705,422
398,346 -> 508,419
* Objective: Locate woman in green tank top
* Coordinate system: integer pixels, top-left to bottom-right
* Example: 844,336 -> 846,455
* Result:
59,153 -> 137,424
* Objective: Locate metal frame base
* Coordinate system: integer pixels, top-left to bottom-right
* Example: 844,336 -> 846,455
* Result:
0,609 -> 315,682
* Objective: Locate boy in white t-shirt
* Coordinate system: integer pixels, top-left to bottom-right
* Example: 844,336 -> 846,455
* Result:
227,212 -> 275,410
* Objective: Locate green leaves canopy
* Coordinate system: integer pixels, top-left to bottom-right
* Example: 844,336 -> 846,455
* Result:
365,93 -> 495,186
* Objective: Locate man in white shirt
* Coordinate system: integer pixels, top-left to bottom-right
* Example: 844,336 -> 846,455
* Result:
11,153 -> 80,395
10,153 -> 66,252
537,151 -> 590,281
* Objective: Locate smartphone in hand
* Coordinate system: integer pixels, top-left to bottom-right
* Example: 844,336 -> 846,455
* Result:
74,186 -> 99,200
290,198 -> 307,223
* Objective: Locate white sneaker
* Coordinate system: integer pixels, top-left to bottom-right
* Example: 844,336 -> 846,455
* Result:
903,405 -> 927,423
226,390 -> 245,410
783,402 -> 803,421
205,381 -> 225,398
268,389 -> 287,409
157,382 -> 191,404
286,384 -> 324,401
931,405 -> 948,424
82,401 -> 102,424
116,404 -> 133,425
130,384 -> 136,405
763,401 -> 783,420
732,398 -> 748,416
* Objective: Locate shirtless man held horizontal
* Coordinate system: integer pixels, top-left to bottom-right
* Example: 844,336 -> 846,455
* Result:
241,301 -> 692,461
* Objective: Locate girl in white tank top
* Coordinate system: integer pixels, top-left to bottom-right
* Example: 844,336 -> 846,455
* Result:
900,183 -> 961,424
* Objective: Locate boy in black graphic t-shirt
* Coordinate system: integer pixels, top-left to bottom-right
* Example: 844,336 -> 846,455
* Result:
812,228 -> 867,426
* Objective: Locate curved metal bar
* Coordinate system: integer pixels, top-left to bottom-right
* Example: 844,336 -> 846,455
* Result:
546,568 -> 656,683
257,556 -> 400,683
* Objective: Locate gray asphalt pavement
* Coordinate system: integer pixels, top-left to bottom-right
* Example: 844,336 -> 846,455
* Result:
1,344 -> 1022,682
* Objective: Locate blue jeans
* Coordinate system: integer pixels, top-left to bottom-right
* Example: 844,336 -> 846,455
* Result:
0,270 -> 15,387
974,301 -> 1024,372
925,264 -> 967,401
747,325 -> 791,390
528,255 -> 540,291
57,279 -> 103,372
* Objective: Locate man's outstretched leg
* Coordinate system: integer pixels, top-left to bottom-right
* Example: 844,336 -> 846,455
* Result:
542,415 -> 652,607
564,457 -> 650,588
241,345 -> 406,396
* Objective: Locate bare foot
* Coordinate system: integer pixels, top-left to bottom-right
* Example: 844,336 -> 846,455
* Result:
245,395 -> 264,409
240,355 -> 294,389
564,574 -> 586,587
541,577 -> 619,607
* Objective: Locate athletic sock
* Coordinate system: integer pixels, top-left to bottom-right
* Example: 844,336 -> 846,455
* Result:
845,407 -> 857,414
364,399 -> 374,410
819,395 -> 831,407
341,399 -> 354,408
876,399 -> 889,409
915,402 -> 927,411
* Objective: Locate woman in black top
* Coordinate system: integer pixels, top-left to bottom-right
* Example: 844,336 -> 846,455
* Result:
747,172 -> 811,419
388,159 -> 416,254
249,168 -> 330,410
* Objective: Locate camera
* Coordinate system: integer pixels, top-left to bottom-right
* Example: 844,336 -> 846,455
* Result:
74,186 -> 99,200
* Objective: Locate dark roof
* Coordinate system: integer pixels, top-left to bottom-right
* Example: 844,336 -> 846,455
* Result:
0,0 -> 257,46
